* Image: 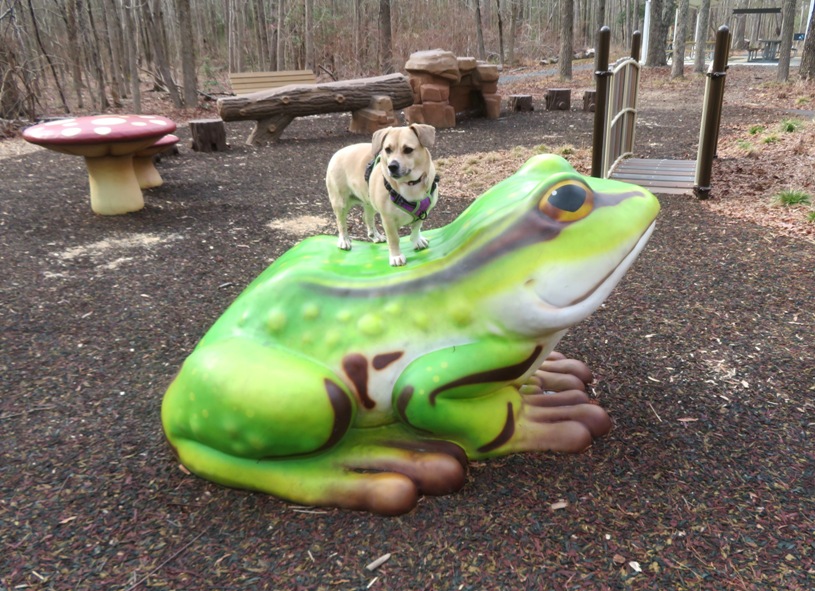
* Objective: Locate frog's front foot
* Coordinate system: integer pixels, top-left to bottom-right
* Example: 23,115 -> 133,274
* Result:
511,352 -> 611,454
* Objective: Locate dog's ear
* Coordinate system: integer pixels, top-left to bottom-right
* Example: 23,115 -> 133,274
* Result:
410,124 -> 436,149
371,127 -> 392,157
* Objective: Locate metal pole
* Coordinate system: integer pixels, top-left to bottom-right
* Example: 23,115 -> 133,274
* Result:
592,26 -> 611,179
694,25 -> 730,200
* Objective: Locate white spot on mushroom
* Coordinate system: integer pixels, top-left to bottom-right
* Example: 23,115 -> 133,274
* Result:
150,120 -> 169,126
94,127 -> 113,135
92,117 -> 127,126
131,122 -> 148,127
61,128 -> 83,137
30,128 -> 53,138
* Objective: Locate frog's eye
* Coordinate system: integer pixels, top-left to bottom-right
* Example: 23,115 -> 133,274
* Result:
538,180 -> 594,222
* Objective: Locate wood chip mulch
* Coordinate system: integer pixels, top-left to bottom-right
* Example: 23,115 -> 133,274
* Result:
2,65 -> 814,590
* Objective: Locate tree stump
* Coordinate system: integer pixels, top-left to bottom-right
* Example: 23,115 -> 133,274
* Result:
189,118 -> 228,152
582,90 -> 597,113
509,94 -> 534,112
545,89 -> 571,111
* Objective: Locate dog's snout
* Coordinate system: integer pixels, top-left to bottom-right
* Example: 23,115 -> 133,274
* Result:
387,162 -> 400,174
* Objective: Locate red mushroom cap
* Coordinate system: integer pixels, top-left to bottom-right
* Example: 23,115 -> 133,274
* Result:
134,134 -> 181,158
23,115 -> 176,145
22,115 -> 177,158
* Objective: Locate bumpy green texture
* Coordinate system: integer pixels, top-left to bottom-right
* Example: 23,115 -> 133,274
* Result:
162,154 -> 661,515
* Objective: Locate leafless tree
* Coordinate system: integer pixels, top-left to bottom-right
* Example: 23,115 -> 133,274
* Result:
776,0 -> 796,82
671,0 -> 689,79
801,5 -> 815,80
559,0 -> 574,80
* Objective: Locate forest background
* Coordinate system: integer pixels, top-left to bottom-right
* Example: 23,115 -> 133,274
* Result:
2,0 -> 815,123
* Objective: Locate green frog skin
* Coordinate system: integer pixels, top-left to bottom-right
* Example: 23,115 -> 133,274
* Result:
162,154 -> 661,515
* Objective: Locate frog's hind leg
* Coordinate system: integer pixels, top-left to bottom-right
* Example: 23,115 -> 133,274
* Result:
169,423 -> 467,516
162,339 -> 465,515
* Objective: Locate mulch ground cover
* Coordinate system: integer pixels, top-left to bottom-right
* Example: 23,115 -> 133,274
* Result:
2,65 -> 814,590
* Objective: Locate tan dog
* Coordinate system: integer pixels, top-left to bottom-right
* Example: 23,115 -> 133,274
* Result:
326,124 -> 438,266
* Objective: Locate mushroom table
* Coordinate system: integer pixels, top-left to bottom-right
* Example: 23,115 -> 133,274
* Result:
22,115 -> 177,215
133,133 -> 180,189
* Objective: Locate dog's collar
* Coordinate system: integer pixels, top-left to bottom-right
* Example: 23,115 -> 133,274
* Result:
365,156 -> 439,221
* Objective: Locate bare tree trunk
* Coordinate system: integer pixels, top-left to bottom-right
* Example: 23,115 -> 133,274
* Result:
508,0 -> 518,65
776,0 -> 795,82
176,0 -> 198,106
671,0 -> 688,78
305,0 -> 314,71
81,0 -> 109,110
143,0 -> 182,107
253,0 -> 269,70
98,0 -> 122,105
123,0 -> 140,112
276,0 -> 285,70
26,0 -> 69,112
63,0 -> 85,109
0,36 -> 28,118
353,0 -> 361,67
598,0 -> 606,27
801,4 -> 815,80
228,0 -> 242,71
496,0 -> 505,65
378,0 -> 393,73
693,0 -> 710,73
646,0 -> 668,66
475,0 -> 486,60
732,0 -> 748,50
559,0 -> 574,80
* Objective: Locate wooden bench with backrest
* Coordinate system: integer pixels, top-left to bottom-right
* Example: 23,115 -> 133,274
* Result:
217,73 -> 415,145
228,70 -> 317,95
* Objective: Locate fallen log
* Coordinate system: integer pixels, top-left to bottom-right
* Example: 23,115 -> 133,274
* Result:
217,73 -> 415,145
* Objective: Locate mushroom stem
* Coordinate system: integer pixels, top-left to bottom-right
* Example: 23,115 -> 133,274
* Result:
85,154 -> 145,215
133,154 -> 164,189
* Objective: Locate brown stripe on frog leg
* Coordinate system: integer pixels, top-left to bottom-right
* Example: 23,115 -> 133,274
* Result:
372,351 -> 404,370
314,378 -> 355,452
477,402 -> 516,454
428,346 -> 543,405
342,353 -> 376,409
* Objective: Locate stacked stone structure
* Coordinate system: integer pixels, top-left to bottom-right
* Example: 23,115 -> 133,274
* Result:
403,50 -> 502,128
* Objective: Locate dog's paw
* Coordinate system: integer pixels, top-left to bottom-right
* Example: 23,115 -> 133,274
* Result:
369,231 -> 386,243
413,236 -> 429,251
337,237 -> 352,250
390,254 -> 407,266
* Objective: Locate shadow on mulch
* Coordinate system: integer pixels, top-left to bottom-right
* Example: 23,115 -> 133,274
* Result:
2,68 -> 814,590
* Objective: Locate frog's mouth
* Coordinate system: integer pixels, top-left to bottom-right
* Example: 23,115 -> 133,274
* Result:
505,221 -> 657,335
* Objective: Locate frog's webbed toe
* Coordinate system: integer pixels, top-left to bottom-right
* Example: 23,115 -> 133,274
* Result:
482,354 -> 611,456
328,434 -> 468,515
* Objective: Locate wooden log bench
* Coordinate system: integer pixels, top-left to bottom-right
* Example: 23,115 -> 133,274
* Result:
228,70 -> 317,94
217,73 -> 415,145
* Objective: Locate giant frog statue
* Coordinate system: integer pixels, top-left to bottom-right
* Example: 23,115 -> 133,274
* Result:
162,154 -> 660,515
